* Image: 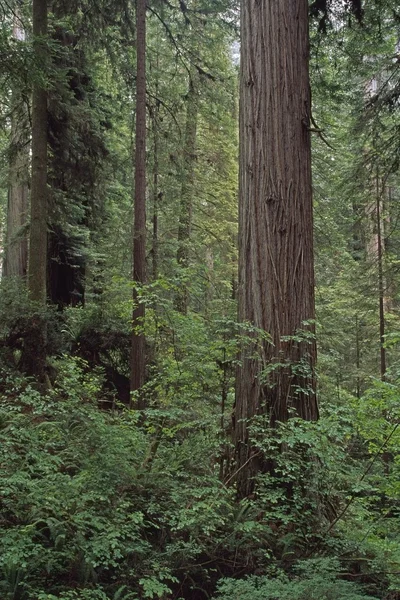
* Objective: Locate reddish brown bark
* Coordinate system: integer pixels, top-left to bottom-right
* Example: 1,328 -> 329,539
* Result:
130,0 -> 147,407
28,0 -> 48,304
23,0 -> 48,379
3,103 -> 29,279
234,0 -> 318,497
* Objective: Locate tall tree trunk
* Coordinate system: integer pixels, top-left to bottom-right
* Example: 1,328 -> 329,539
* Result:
4,114 -> 29,278
152,115 -> 159,282
3,17 -> 29,279
3,17 -> 28,280
151,42 -> 160,283
376,174 -> 386,381
383,186 -> 395,312
175,71 -> 199,314
355,314 -> 361,399
29,0 -> 48,304
365,173 -> 388,381
130,0 -> 147,407
23,0 -> 48,378
234,0 -> 318,498
204,246 -> 214,315
365,78 -> 390,380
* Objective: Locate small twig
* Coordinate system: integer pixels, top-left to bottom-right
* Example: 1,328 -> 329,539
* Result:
310,113 -> 336,151
224,451 -> 262,488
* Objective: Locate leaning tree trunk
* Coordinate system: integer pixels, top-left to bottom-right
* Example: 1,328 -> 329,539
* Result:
23,0 -> 48,379
3,18 -> 29,279
234,0 -> 318,498
130,0 -> 147,407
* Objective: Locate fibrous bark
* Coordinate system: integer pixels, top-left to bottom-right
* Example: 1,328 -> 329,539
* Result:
23,0 -> 48,379
3,99 -> 29,279
234,0 -> 318,498
3,10 -> 29,279
130,0 -> 147,406
28,0 -> 48,304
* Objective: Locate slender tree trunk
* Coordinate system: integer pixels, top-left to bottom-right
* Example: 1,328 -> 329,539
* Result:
383,186 -> 394,312
151,45 -> 160,282
376,174 -> 386,380
231,235 -> 238,302
23,0 -> 48,378
355,314 -> 361,399
3,17 -> 29,279
152,117 -> 159,282
204,246 -> 214,314
3,110 -> 29,278
234,0 -> 318,498
130,0 -> 147,407
152,126 -> 159,281
175,71 -> 199,314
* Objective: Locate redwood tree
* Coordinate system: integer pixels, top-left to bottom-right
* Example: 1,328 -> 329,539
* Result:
29,0 -> 48,305
23,0 -> 48,378
234,0 -> 319,497
130,0 -> 147,406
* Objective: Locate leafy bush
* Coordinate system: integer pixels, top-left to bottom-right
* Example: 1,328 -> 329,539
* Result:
213,559 -> 379,600
0,350 -> 399,599
0,358 -> 234,599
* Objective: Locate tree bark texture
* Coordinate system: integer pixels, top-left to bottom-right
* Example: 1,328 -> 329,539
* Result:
375,175 -> 386,381
234,0 -> 318,497
152,117 -> 159,282
130,0 -> 147,406
364,176 -> 388,381
175,71 -> 199,314
3,101 -> 29,278
28,0 -> 48,304
23,0 -> 48,380
3,18 -> 29,279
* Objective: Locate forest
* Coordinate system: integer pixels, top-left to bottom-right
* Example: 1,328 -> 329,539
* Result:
0,0 -> 400,598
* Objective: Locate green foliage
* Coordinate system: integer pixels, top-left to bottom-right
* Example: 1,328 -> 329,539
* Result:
1,1 -> 400,600
0,279 -> 63,368
214,558 -> 379,600
0,357 -> 235,599
0,363 -> 146,598
1,316 -> 399,598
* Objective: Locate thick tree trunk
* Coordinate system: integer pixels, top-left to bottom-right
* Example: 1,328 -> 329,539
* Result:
130,0 -> 147,407
175,71 -> 199,314
29,0 -> 48,304
23,0 -> 48,378
234,0 -> 318,498
46,19 -> 89,310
